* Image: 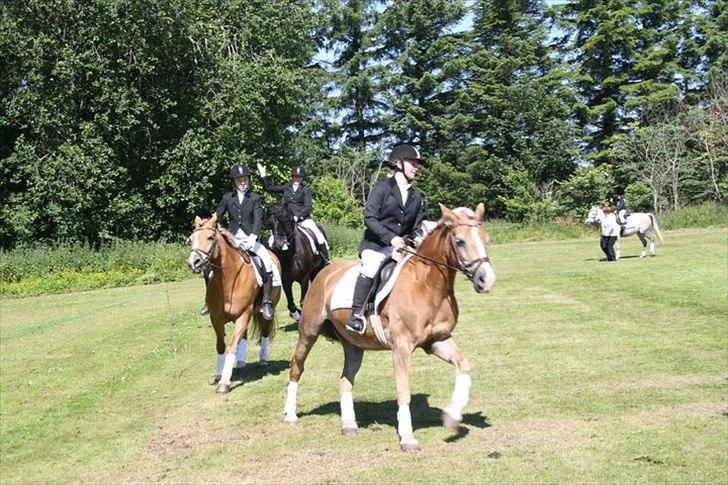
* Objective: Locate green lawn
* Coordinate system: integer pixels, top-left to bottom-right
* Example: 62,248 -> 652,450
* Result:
1,227 -> 726,483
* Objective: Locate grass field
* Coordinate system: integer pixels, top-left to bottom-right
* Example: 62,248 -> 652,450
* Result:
1,227 -> 726,483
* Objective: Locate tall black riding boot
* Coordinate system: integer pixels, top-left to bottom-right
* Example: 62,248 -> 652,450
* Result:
345,275 -> 374,334
317,242 -> 332,265
260,272 -> 274,320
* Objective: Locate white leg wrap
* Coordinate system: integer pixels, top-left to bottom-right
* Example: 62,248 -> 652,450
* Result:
219,352 -> 236,384
259,337 -> 270,362
284,381 -> 299,422
397,404 -> 416,444
216,353 -> 225,377
236,339 -> 247,368
340,391 -> 357,428
444,373 -> 471,422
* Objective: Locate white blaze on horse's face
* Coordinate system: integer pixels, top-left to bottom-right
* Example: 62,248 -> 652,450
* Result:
187,214 -> 218,273
586,206 -> 603,224
446,204 -> 496,294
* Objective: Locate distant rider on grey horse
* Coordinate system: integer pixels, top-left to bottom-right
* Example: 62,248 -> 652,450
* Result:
256,162 -> 331,265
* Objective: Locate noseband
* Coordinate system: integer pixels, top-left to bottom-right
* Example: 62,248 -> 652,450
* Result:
400,221 -> 490,281
190,226 -> 221,270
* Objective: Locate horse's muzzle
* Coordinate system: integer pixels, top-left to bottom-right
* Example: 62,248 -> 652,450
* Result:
187,253 -> 204,273
472,261 -> 496,294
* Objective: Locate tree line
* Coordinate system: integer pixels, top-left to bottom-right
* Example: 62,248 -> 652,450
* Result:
1,0 -> 726,248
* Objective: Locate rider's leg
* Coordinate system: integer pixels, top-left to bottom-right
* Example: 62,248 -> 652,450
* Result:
300,218 -> 331,264
345,248 -> 389,334
251,241 -> 276,320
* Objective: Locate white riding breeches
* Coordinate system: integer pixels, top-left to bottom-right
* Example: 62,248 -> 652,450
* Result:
360,247 -> 394,278
234,230 -> 274,273
298,218 -> 328,247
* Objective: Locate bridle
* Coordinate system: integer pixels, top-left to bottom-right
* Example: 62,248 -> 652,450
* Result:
399,221 -> 490,281
189,226 -> 222,270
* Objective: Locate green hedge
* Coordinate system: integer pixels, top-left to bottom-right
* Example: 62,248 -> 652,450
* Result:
0,241 -> 191,296
3,203 -> 725,297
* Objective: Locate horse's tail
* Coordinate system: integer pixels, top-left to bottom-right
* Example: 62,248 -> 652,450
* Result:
248,312 -> 276,343
649,214 -> 664,242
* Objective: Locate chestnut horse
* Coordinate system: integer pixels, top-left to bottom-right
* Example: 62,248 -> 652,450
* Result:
283,204 -> 496,451
267,202 -> 327,320
187,214 -> 281,394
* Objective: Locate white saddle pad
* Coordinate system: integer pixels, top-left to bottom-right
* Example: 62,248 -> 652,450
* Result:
243,255 -> 281,287
330,254 -> 412,313
296,225 -> 318,254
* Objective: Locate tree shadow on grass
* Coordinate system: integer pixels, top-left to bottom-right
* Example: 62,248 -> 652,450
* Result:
299,393 -> 490,442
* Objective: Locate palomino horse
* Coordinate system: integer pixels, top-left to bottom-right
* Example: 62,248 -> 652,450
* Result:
187,214 -> 281,393
283,204 -> 496,451
268,202 -> 327,321
586,206 -> 664,259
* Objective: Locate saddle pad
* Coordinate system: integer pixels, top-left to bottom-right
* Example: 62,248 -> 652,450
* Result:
296,225 -> 318,254
329,254 -> 412,312
244,254 -> 282,287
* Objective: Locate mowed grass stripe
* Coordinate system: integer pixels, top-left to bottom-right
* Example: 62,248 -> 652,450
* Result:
0,228 -> 726,483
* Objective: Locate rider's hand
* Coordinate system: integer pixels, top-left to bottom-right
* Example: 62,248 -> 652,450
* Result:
391,236 -> 405,249
256,163 -> 266,178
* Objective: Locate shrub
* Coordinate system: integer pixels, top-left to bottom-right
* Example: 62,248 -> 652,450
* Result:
310,176 -> 363,228
624,181 -> 653,212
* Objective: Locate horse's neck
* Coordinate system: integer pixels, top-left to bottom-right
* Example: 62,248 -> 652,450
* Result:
408,227 -> 456,292
212,234 -> 247,280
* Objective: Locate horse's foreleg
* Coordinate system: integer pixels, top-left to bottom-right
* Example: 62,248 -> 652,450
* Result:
283,278 -> 300,320
615,237 -> 621,260
284,330 -> 319,423
218,310 -> 252,393
428,338 -> 472,430
340,340 -> 364,435
212,317 -> 226,383
392,344 -> 420,451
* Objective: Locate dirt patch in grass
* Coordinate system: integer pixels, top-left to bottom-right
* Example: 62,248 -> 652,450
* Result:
622,401 -> 727,429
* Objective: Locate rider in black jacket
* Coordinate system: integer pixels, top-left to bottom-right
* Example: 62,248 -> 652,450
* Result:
257,163 -> 331,264
346,143 -> 428,334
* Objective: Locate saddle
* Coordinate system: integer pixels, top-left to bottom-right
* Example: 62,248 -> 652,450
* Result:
363,258 -> 398,315
296,224 -> 319,254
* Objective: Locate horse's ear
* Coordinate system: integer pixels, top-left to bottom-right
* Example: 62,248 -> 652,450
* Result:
475,203 -> 485,221
194,215 -> 203,227
209,213 -> 218,225
439,203 -> 456,224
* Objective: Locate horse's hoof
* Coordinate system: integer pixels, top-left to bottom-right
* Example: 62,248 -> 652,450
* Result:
216,383 -> 231,394
442,411 -> 461,431
290,310 -> 301,321
212,375 -> 221,385
341,427 -> 359,436
400,442 -> 422,452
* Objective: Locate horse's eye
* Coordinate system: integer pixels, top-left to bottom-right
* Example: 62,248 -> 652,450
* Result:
455,237 -> 466,247
207,235 -> 215,241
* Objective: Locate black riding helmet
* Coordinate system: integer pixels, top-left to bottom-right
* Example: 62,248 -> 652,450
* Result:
229,164 -> 251,178
291,166 -> 305,178
388,143 -> 424,168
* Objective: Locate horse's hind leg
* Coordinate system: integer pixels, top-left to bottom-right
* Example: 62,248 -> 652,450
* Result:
427,337 -> 472,431
340,340 -> 364,435
284,317 -> 322,422
637,233 -> 648,258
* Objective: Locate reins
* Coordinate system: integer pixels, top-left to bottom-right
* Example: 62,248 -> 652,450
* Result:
398,221 -> 490,279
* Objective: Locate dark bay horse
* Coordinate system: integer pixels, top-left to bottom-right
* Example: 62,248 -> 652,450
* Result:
282,203 -> 496,451
267,202 -> 327,320
187,214 -> 281,393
